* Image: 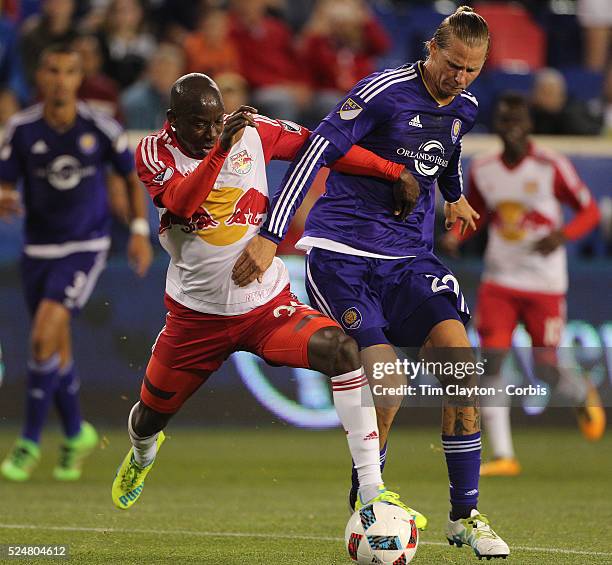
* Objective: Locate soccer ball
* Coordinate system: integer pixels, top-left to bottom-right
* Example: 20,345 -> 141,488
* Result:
345,502 -> 419,564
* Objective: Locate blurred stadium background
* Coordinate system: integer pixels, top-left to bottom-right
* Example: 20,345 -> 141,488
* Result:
0,1 -> 611,563
0,0 -> 610,428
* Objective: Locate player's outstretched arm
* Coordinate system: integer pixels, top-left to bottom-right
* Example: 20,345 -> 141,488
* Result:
0,183 -> 22,220
124,171 -> 153,277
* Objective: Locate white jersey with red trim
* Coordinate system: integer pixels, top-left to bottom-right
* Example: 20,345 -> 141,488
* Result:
469,143 -> 592,294
136,117 -> 308,315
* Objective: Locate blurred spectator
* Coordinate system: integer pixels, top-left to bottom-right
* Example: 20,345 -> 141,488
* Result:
147,0 -> 213,44
0,87 -> 20,126
215,72 -> 249,114
120,43 -> 184,130
530,68 -> 601,135
272,0 -> 316,32
20,0 -> 78,88
229,0 -> 311,123
0,14 -> 29,105
183,8 -> 240,76
577,0 -> 612,72
98,0 -> 156,89
301,0 -> 390,120
73,34 -> 122,119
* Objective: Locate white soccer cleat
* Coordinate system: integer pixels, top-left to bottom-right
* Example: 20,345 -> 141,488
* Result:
446,509 -> 509,560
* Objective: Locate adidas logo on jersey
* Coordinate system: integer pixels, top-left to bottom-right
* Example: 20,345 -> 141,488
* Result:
409,115 -> 423,128
31,140 -> 49,154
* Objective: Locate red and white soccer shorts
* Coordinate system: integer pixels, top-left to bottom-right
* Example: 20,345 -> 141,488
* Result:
476,281 -> 566,354
140,286 -> 338,413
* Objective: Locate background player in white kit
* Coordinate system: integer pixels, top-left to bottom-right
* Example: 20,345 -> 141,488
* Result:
442,92 -> 605,476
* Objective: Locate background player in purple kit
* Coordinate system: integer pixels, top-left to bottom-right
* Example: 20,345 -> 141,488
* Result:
0,45 -> 152,482
233,6 -> 509,560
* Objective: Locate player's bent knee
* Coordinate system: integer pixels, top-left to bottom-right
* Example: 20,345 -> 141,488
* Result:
333,332 -> 361,375
30,330 -> 58,362
308,327 -> 360,376
30,302 -> 70,362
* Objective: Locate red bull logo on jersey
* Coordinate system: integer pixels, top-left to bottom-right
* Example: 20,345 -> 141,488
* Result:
225,187 -> 268,227
175,186 -> 269,247
159,207 -> 219,234
230,150 -> 253,175
493,201 -> 554,241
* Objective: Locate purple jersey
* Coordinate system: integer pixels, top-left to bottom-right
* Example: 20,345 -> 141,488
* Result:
262,62 -> 478,257
0,102 -> 133,257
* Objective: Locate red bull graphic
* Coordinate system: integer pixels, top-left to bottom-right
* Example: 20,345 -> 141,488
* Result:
225,187 -> 269,227
230,150 -> 253,175
157,186 -> 270,246
159,207 -> 219,235
492,201 -> 554,241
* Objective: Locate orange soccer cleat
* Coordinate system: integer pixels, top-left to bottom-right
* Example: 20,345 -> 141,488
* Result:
480,457 -> 522,477
575,384 -> 606,442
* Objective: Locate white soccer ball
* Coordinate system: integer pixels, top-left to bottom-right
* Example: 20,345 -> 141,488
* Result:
345,502 -> 419,564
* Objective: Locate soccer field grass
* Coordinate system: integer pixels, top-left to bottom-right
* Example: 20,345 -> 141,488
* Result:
0,427 -> 610,564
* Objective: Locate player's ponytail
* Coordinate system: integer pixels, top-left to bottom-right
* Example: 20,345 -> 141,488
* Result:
426,5 -> 490,54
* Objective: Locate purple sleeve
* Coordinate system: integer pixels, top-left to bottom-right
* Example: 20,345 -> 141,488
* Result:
0,122 -> 23,183
437,138 -> 464,203
261,88 -> 389,243
107,130 -> 135,177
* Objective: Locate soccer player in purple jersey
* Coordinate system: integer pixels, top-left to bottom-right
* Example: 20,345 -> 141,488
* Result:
233,6 -> 509,560
0,45 -> 152,482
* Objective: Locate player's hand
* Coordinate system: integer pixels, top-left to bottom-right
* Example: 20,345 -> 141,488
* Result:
127,233 -> 153,277
444,195 -> 480,235
232,234 -> 277,287
393,167 -> 420,221
439,231 -> 461,257
220,106 -> 258,152
0,187 -> 23,220
533,230 -> 565,255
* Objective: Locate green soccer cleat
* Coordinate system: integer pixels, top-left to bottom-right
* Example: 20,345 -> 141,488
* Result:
1,438 -> 40,482
446,509 -> 510,559
356,486 -> 428,531
53,421 -> 99,481
112,431 -> 166,510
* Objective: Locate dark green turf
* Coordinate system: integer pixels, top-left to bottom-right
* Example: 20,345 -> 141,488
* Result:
0,427 -> 610,564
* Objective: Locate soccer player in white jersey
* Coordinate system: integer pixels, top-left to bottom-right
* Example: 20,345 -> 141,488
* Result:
111,73 -> 426,521
442,92 -> 605,476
